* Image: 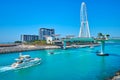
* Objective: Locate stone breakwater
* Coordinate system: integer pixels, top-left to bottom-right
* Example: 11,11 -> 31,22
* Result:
108,71 -> 120,80
0,44 -> 99,54
0,45 -> 61,53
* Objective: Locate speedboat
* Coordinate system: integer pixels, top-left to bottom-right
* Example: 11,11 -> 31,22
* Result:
11,53 -> 41,68
48,51 -> 54,54
90,46 -> 94,48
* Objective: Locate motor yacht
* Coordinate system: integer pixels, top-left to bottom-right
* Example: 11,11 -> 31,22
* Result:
11,53 -> 41,68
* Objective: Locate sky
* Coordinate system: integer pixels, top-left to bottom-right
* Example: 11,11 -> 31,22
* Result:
0,0 -> 120,42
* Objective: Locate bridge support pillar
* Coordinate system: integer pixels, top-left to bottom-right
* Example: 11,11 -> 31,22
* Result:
63,41 -> 66,49
97,40 -> 109,56
101,41 -> 105,54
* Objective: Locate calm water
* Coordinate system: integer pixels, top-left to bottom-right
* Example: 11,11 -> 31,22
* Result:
0,43 -> 120,80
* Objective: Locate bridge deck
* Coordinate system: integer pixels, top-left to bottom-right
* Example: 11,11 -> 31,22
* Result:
63,38 -> 94,42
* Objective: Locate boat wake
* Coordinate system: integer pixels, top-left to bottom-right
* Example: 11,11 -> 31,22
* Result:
0,62 -> 40,73
0,65 -> 14,72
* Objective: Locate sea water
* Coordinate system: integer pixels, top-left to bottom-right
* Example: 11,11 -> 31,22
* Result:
0,43 -> 120,80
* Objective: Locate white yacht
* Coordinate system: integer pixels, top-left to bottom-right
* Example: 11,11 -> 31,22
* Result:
11,53 -> 41,68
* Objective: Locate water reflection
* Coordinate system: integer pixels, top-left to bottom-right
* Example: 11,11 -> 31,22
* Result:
99,57 -> 106,80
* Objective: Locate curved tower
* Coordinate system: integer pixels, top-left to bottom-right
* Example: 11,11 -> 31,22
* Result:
79,2 -> 91,38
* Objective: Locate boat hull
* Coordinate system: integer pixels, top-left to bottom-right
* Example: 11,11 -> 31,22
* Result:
12,58 -> 41,68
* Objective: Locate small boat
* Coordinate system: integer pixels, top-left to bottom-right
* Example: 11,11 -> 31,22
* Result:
11,53 -> 41,68
48,51 -> 54,54
90,46 -> 94,48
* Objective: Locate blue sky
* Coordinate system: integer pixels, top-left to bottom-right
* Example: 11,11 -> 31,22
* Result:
0,0 -> 120,42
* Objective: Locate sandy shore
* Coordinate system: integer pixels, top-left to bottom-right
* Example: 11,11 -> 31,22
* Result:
0,44 -> 99,54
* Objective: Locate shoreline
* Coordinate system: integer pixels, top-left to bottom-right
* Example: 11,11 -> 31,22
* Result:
0,44 -> 99,54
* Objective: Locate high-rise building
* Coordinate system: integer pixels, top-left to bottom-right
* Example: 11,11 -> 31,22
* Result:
39,28 -> 55,40
21,35 -> 39,42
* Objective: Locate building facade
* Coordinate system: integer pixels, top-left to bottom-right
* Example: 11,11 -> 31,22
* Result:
39,28 -> 55,40
21,35 -> 39,42
46,36 -> 55,44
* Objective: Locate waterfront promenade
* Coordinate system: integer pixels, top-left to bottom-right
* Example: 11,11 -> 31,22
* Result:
0,44 -> 99,54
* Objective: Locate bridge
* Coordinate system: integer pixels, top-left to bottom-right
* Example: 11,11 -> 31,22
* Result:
61,2 -> 120,56
62,37 -> 120,56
